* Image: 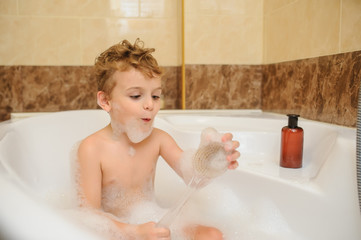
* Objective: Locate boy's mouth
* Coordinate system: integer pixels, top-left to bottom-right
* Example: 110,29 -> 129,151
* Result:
141,118 -> 151,122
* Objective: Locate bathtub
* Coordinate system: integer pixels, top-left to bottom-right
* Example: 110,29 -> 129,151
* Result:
0,109 -> 360,240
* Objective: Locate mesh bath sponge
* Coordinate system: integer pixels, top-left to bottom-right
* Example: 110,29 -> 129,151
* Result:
157,127 -> 230,228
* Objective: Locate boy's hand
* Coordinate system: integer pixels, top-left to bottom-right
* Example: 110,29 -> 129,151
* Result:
133,222 -> 170,240
222,133 -> 240,169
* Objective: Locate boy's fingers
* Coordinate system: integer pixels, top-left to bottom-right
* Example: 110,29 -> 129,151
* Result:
222,133 -> 233,142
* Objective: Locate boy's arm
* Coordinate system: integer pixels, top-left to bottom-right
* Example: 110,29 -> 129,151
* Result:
158,130 -> 240,180
158,130 -> 184,178
77,136 -> 171,238
76,139 -> 102,208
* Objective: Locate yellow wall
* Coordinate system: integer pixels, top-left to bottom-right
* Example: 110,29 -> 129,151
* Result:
0,0 -> 360,66
263,0 -> 361,63
184,0 -> 264,64
0,0 -> 181,66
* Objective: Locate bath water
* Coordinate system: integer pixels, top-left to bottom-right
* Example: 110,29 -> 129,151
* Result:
62,127 -> 306,239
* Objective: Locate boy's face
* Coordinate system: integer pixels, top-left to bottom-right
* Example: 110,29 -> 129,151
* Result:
106,68 -> 162,143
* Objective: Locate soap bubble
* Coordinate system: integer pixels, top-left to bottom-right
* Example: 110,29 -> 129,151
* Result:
65,128 -> 305,240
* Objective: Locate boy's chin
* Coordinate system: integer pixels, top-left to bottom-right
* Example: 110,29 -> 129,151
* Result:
126,127 -> 153,143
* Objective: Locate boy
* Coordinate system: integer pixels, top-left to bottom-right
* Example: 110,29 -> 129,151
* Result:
76,39 -> 240,239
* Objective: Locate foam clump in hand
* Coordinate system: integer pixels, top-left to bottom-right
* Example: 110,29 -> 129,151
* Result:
192,127 -> 229,179
157,127 -> 231,229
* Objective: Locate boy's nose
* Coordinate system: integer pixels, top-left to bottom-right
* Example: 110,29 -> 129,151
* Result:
143,97 -> 154,111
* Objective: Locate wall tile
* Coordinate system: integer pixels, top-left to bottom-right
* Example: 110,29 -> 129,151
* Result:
263,0 -> 297,15
0,16 -> 81,65
81,18 -> 179,66
0,66 -> 19,121
264,0 -> 340,63
185,0 -> 263,65
341,0 -> 361,53
140,0 -> 177,18
185,14 -> 263,64
186,0 -> 262,17
161,66 -> 182,109
0,0 -> 18,15
185,64 -> 262,109
18,0 -> 139,18
0,65 -> 180,119
0,0 -> 179,66
262,51 -> 361,127
0,50 -> 359,127
11,66 -> 98,112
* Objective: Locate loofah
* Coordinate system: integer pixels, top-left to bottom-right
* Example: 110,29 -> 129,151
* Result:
192,142 -> 228,179
157,128 -> 230,228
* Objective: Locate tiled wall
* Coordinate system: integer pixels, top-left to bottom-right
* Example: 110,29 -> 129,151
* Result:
184,0 -> 263,64
185,65 -> 262,109
1,0 -> 360,128
262,51 -> 361,127
2,51 -> 358,127
0,66 -> 181,120
2,0 -> 360,65
264,0 -> 361,63
0,0 -> 181,66
185,50 -> 360,127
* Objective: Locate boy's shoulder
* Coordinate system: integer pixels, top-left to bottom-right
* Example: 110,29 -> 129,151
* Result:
151,127 -> 177,145
151,127 -> 173,138
78,127 -> 109,152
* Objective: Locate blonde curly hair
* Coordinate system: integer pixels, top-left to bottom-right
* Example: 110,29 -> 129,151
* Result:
94,38 -> 163,96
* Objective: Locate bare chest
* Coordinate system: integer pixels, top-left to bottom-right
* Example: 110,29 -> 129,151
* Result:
100,144 -> 159,190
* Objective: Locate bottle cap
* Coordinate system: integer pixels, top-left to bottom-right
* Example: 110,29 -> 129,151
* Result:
287,114 -> 300,128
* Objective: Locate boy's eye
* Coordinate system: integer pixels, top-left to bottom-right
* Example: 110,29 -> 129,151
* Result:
130,95 -> 141,99
152,95 -> 160,100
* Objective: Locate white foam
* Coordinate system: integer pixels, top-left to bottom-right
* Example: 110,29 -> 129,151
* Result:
124,118 -> 153,143
179,183 -> 307,240
128,146 -> 136,157
109,103 -> 154,143
61,207 -> 126,240
64,128 -> 305,240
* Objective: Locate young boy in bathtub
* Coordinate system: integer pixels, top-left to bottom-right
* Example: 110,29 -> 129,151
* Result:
76,39 -> 240,240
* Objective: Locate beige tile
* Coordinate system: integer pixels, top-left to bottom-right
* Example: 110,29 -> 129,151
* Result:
185,14 -> 263,64
218,0 -> 263,16
0,16 -> 81,65
341,0 -> 361,52
264,0 -> 340,63
0,0 -> 18,15
18,0 -> 139,17
185,0 -> 263,64
81,18 -> 179,66
186,0 -> 262,17
264,0 -> 298,15
140,0 -> 178,18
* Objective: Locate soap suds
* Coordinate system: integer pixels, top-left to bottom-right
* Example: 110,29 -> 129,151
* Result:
62,130 -> 305,240
128,147 -> 136,157
109,103 -> 154,143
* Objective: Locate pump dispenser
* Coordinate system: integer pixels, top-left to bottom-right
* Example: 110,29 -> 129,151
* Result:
280,114 -> 304,168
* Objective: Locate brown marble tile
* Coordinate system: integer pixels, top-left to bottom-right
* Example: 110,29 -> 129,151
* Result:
262,51 -> 361,127
11,66 -> 98,112
161,66 -> 181,109
0,65 -> 180,121
1,51 -> 359,127
0,66 -> 19,121
185,65 -> 262,109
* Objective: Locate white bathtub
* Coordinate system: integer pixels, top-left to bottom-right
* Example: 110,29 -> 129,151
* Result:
0,110 -> 360,240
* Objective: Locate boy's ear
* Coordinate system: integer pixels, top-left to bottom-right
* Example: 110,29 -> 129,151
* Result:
97,91 -> 111,112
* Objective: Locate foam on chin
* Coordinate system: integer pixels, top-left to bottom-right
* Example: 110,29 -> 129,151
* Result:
110,118 -> 153,143
124,120 -> 153,143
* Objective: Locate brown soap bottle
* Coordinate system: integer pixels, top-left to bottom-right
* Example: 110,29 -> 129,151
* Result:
280,114 -> 304,168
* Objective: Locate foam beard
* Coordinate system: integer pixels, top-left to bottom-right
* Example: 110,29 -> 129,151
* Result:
111,118 -> 153,143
